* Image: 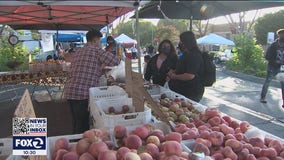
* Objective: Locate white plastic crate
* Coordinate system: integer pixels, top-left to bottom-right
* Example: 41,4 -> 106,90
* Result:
90,98 -> 152,130
89,86 -> 128,107
47,134 -> 82,160
0,138 -> 12,157
144,84 -> 169,95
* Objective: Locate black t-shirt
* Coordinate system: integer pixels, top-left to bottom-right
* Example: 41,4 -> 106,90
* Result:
265,40 -> 284,69
168,50 -> 204,101
144,54 -> 178,86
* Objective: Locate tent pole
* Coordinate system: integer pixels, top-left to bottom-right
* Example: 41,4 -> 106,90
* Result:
190,16 -> 193,31
134,1 -> 142,74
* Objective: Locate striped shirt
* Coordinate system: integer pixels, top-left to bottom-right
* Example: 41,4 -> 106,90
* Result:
64,42 -> 120,100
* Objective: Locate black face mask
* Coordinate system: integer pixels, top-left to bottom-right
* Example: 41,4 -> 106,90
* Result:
161,47 -> 171,55
178,42 -> 186,53
279,37 -> 284,43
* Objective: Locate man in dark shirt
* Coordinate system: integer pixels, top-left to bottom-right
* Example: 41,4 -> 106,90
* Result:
260,29 -> 284,108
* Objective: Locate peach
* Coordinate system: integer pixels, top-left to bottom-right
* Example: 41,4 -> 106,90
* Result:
122,105 -> 130,113
224,134 -> 236,141
54,149 -> 68,160
139,152 -> 153,160
165,132 -> 182,142
246,154 -> 257,160
114,125 -> 127,139
83,130 -> 98,143
62,151 -> 79,160
180,152 -> 189,159
182,129 -> 199,140
280,150 -> 284,158
162,141 -> 183,156
195,138 -> 212,148
104,140 -> 115,150
208,131 -> 224,146
264,136 -> 274,146
79,152 -> 95,160
211,153 -> 224,160
117,147 -> 131,160
208,116 -> 222,127
55,137 -> 69,150
239,121 -> 250,133
98,150 -> 117,160
260,148 -> 277,158
145,143 -> 159,159
229,120 -> 240,129
199,130 -> 210,139
134,126 -> 150,140
251,146 -> 262,157
225,139 -> 243,152
269,139 -> 283,153
222,146 -> 238,160
249,137 -> 265,148
146,135 -> 160,146
76,138 -> 91,155
222,116 -> 232,124
123,152 -> 141,160
88,141 -> 109,158
125,135 -> 142,149
219,123 -> 235,135
257,157 -> 270,160
150,129 -> 165,142
174,123 -> 188,133
211,126 -> 221,132
237,148 -> 249,160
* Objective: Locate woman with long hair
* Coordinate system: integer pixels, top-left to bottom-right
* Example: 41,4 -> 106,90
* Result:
167,31 -> 205,102
144,39 -> 178,86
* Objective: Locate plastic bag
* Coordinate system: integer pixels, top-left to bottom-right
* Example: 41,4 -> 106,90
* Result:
164,81 -> 169,89
108,61 -> 125,83
276,72 -> 284,82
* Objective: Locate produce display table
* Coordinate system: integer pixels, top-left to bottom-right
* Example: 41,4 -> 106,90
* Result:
0,71 -> 69,101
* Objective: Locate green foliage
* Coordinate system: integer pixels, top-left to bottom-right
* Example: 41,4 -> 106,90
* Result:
225,34 -> 267,77
157,19 -> 189,33
114,20 -> 156,47
0,36 -> 29,71
254,10 -> 284,45
155,26 -> 180,46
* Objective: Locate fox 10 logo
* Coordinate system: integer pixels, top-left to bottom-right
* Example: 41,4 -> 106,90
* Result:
12,118 -> 47,155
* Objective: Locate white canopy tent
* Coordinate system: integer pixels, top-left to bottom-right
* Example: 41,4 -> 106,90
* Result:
115,33 -> 137,46
197,33 -> 235,46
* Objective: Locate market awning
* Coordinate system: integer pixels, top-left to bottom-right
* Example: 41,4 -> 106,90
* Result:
0,1 -> 138,30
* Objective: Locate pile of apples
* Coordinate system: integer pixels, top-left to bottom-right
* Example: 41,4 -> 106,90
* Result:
152,93 -> 201,123
51,124 -> 192,160
106,105 -> 130,115
174,107 -> 284,160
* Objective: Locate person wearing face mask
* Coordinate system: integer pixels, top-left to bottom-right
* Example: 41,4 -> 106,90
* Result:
260,29 -> 284,108
64,30 -> 120,134
144,39 -> 178,86
106,36 -> 117,55
167,31 -> 204,102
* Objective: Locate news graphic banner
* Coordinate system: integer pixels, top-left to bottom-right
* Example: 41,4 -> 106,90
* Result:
12,118 -> 47,155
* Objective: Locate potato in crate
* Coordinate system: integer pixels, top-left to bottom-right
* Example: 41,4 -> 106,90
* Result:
90,98 -> 152,130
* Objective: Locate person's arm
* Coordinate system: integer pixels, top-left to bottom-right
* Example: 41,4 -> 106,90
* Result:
144,59 -> 153,81
99,49 -> 120,66
168,72 -> 195,81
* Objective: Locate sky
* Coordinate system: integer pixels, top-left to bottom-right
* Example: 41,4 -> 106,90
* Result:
140,6 -> 284,25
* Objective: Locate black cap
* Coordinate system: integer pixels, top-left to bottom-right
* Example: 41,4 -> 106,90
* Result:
86,29 -> 102,42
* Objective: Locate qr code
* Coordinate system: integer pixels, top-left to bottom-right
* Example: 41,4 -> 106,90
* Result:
13,118 -> 30,135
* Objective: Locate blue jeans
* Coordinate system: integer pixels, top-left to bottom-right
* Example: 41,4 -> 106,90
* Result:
261,65 -> 284,100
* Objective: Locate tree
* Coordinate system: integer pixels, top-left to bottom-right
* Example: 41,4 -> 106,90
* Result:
114,20 -> 156,47
155,26 -> 180,45
225,11 -> 259,35
157,19 -> 188,33
254,10 -> 284,45
226,34 -> 266,77
193,20 -> 210,37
